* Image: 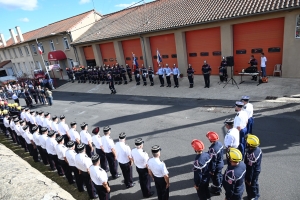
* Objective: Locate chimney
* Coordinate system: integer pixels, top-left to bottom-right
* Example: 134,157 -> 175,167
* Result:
0,33 -> 6,47
15,26 -> 24,42
9,28 -> 18,44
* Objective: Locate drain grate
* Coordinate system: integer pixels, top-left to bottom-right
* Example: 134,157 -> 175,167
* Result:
265,96 -> 278,100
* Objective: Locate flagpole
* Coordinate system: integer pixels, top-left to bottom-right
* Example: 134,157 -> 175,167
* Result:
36,38 -> 49,75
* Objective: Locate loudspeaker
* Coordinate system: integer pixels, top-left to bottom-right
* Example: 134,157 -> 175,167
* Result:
226,56 -> 234,66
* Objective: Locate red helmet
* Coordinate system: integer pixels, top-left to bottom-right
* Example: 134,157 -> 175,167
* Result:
206,131 -> 219,142
191,139 -> 204,151
4,101 -> 8,105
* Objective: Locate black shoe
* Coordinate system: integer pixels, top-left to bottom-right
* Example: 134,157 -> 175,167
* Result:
126,182 -> 135,188
160,85 -> 164,87
113,174 -> 121,179
144,191 -> 155,198
111,91 -> 114,94
102,82 -> 105,84
204,86 -> 207,88
208,86 -> 210,88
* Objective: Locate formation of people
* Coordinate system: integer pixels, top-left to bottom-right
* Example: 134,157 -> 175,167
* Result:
0,95 -> 262,200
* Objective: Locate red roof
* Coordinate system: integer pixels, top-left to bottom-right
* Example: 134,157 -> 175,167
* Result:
0,10 -> 96,48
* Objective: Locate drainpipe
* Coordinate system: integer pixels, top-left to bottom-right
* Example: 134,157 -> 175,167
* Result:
67,31 -> 80,65
140,35 -> 148,67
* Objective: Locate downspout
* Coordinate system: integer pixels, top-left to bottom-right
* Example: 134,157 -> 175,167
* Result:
67,31 -> 80,65
140,35 -> 148,67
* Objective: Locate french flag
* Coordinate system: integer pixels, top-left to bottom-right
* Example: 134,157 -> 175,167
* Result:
157,49 -> 162,64
37,43 -> 43,55
132,53 -> 139,68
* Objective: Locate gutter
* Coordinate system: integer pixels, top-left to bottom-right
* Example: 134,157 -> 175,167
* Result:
72,7 -> 300,46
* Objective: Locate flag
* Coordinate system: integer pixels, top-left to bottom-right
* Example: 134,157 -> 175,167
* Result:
132,53 -> 139,67
37,43 -> 43,55
157,49 -> 162,64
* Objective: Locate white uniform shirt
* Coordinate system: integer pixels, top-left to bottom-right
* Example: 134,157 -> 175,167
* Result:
25,112 -> 31,122
43,118 -> 52,130
51,121 -> 59,132
3,117 -> 10,128
20,112 -> 26,121
39,134 -> 48,149
80,130 -> 92,145
58,122 -> 69,136
37,116 -> 44,126
35,115 -> 40,126
243,103 -> 253,118
55,143 -> 67,160
101,135 -> 115,153
14,124 -> 21,136
20,127 -> 26,138
115,142 -> 132,164
69,128 -> 80,142
65,149 -> 77,167
30,115 -> 36,124
33,131 -> 41,146
46,137 -> 57,155
89,165 -> 108,186
10,121 -> 15,131
224,128 -> 240,148
234,110 -> 248,129
92,135 -> 103,149
147,157 -> 169,178
75,153 -> 93,172
24,131 -> 33,144
131,148 -> 149,169
165,67 -> 171,76
261,56 -> 267,67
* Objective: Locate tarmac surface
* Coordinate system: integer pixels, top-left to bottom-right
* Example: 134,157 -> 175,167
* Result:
26,75 -> 300,200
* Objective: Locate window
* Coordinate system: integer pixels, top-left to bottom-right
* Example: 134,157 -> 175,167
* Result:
24,46 -> 30,56
68,58 -> 74,68
38,43 -> 45,53
8,49 -> 13,59
36,61 -> 41,69
32,44 -> 37,54
63,37 -> 70,50
251,48 -> 263,53
125,57 -> 131,60
296,14 -> 300,38
162,55 -> 169,59
189,53 -> 197,57
18,47 -> 23,56
17,63 -> 23,75
213,51 -> 221,56
23,62 -> 29,75
3,50 -> 7,59
236,49 -> 246,54
50,40 -> 55,51
171,54 -> 177,58
268,47 -> 281,53
44,60 -> 49,66
13,48 -> 18,58
200,52 -> 209,56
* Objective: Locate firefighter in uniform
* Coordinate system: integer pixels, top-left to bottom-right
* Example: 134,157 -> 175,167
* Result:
148,66 -> 154,86
83,66 -> 88,83
156,65 -> 165,87
115,132 -> 135,188
116,63 -> 122,85
91,127 -> 108,171
141,64 -> 148,86
46,130 -> 64,176
234,101 -> 248,157
147,145 -> 170,200
108,73 -> 116,94
219,57 -> 228,82
106,65 -> 111,84
88,67 -> 93,83
120,65 -> 128,84
126,64 -> 133,82
131,138 -> 154,198
223,148 -> 246,200
187,64 -> 195,88
202,60 -> 212,88
241,96 -> 254,134
90,154 -> 111,200
206,131 -> 224,195
79,122 -> 93,158
191,139 -> 211,200
165,64 -> 172,87
248,55 -> 258,81
172,64 -> 180,88
134,66 -> 141,85
245,135 -> 262,200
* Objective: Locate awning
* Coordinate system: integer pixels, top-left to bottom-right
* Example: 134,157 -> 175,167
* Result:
48,50 -> 67,61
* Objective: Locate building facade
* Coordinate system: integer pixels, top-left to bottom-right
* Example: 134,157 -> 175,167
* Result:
73,0 -> 300,78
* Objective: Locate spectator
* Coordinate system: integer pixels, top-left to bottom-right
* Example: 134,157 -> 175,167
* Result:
37,86 -> 47,105
45,88 -> 53,106
30,87 -> 38,104
12,93 -> 19,105
24,89 -> 33,108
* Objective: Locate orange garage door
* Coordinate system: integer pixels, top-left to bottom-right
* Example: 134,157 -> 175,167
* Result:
83,46 -> 95,66
122,38 -> 144,67
99,42 -> 116,66
233,18 -> 284,75
186,27 -> 221,75
149,34 -> 177,72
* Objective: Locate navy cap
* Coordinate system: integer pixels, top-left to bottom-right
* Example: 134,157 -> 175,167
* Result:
241,96 -> 250,101
103,126 -> 111,132
19,120 -> 25,124
70,121 -> 77,126
52,115 -> 58,120
47,130 -> 56,137
44,112 -> 50,117
60,115 -> 65,120
56,135 -> 64,143
119,132 -> 126,139
23,125 -> 29,131
224,118 -> 234,125
92,127 -> 100,134
30,111 -> 34,114
235,101 -> 244,107
151,145 -> 161,153
80,122 -> 88,129
12,115 -> 18,119
13,118 -> 19,123
135,138 -> 144,146
41,127 -> 48,133
91,154 -> 100,163
21,107 -> 25,111
66,141 -> 75,148
25,108 -> 29,111
32,125 -> 38,132
77,143 -> 85,152
38,111 -> 44,115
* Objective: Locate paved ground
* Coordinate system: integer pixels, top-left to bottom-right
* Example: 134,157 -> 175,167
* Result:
15,75 -> 300,200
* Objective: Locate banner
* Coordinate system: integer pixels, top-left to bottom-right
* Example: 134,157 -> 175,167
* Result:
48,64 -> 60,71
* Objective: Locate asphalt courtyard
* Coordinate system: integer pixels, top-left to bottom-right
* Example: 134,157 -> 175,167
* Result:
21,75 -> 300,199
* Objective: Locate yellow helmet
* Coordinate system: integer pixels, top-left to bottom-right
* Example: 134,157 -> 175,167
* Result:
17,106 -> 21,110
8,103 -> 12,107
0,101 -> 4,105
227,148 -> 243,162
246,135 -> 260,148
2,110 -> 8,114
14,103 -> 18,107
0,111 -> 2,115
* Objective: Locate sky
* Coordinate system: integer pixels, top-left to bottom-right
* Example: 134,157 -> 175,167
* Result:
0,0 -> 154,41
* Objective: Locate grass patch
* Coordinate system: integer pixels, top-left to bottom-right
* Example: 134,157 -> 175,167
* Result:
0,134 -> 89,200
